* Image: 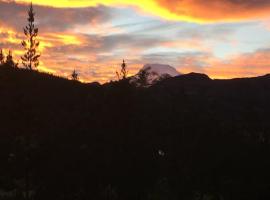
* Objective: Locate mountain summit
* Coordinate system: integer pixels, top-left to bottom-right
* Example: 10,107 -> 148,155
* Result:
131,64 -> 181,86
142,64 -> 181,77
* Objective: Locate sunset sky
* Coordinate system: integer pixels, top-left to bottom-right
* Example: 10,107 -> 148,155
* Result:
1,0 -> 270,82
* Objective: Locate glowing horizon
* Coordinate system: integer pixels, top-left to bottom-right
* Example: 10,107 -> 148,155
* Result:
1,0 -> 270,83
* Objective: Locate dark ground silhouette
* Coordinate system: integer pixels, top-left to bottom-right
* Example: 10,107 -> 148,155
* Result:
1,65 -> 270,200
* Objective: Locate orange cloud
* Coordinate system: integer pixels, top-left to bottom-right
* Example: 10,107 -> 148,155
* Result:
2,0 -> 270,83
2,20 -> 270,83
13,0 -> 270,22
177,50 -> 270,79
0,25 -> 89,75
156,0 -> 270,22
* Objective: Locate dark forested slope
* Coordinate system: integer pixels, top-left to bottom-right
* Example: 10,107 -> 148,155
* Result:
1,66 -> 270,200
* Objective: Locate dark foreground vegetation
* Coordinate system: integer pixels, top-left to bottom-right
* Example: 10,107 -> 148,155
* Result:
1,65 -> 270,200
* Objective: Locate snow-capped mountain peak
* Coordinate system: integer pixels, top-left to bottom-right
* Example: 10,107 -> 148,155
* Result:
142,64 -> 180,77
131,64 -> 181,87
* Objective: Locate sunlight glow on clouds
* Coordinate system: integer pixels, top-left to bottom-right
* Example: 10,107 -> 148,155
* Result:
1,0 -> 270,82
176,50 -> 270,79
13,0 -> 270,23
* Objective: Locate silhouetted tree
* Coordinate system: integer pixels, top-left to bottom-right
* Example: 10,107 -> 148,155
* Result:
71,69 -> 79,81
116,59 -> 128,80
137,66 -> 151,87
21,2 -> 40,70
0,49 -> 5,65
5,50 -> 18,68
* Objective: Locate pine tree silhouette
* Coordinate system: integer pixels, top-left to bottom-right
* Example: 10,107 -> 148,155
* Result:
116,59 -> 128,80
6,50 -> 18,68
21,2 -> 40,70
137,66 -> 151,87
71,69 -> 79,81
0,49 -> 5,65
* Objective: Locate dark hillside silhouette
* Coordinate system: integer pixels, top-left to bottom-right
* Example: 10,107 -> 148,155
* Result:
0,2 -> 269,199
1,66 -> 270,199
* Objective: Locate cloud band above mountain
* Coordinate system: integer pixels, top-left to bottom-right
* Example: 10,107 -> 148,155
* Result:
13,0 -> 270,22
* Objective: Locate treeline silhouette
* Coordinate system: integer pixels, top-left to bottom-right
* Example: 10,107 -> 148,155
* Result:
1,2 -> 39,74
1,2 -> 270,200
1,66 -> 270,200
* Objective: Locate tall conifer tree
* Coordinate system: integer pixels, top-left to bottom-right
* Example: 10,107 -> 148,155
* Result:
21,2 -> 40,70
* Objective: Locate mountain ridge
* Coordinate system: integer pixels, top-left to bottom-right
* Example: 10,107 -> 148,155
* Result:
1,65 -> 270,199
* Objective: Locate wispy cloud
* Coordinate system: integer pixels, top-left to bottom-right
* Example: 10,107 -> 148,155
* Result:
1,0 -> 270,83
13,0 -> 270,22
